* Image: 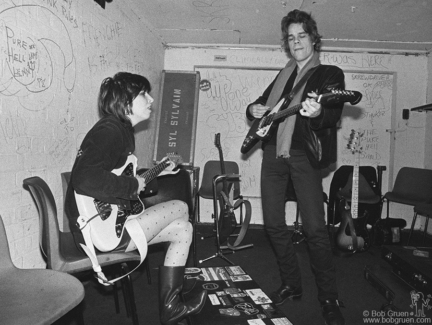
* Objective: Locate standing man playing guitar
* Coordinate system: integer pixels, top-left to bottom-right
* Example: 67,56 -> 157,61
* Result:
65,72 -> 206,325
246,10 -> 345,325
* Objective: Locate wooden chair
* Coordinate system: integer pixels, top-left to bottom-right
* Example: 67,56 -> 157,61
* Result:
0,215 -> 85,325
23,176 -> 146,325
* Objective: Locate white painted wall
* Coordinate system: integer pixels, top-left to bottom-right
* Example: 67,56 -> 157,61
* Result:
0,0 -> 164,268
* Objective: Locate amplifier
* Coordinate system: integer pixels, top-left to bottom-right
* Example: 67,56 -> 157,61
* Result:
381,245 -> 432,295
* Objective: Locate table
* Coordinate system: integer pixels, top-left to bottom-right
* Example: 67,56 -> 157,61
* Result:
185,266 -> 294,325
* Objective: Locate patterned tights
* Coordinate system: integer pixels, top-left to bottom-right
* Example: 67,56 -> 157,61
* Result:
135,200 -> 192,266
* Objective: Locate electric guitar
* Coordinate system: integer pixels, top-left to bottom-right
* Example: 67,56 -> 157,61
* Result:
335,130 -> 370,253
240,89 -> 363,154
214,133 -> 238,245
75,153 -> 182,252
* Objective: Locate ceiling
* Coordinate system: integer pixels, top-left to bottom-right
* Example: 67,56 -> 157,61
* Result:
136,0 -> 432,53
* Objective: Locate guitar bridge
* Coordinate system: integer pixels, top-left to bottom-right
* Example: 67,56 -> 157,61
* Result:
115,208 -> 128,238
130,200 -> 144,215
94,200 -> 112,220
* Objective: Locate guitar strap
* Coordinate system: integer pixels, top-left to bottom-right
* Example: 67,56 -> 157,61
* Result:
276,64 -> 320,158
285,65 -> 319,103
77,215 -> 148,286
225,197 -> 252,250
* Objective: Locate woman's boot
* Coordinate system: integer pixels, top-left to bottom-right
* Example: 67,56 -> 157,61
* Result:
159,265 -> 207,325
182,276 -> 198,294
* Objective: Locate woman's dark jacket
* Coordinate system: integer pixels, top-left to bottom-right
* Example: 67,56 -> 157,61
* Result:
246,64 -> 345,168
65,115 -> 141,241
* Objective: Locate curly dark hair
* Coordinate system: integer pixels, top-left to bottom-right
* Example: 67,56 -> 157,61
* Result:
98,72 -> 151,124
281,9 -> 322,58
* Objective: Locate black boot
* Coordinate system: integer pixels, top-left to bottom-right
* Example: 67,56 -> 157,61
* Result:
182,276 -> 198,294
159,266 -> 207,325
271,284 -> 302,305
321,300 -> 345,325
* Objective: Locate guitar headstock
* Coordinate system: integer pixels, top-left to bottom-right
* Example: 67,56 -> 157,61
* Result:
214,132 -> 226,172
347,130 -> 364,155
165,153 -> 183,167
214,133 -> 223,156
214,133 -> 221,149
318,89 -> 363,106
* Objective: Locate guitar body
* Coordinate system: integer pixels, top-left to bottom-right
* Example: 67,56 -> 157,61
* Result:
335,199 -> 369,252
75,155 -> 143,252
241,89 -> 363,154
334,130 -> 370,254
75,153 -> 182,252
241,110 -> 280,154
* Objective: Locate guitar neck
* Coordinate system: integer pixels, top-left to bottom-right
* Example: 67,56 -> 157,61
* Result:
271,90 -> 359,123
218,150 -> 228,193
351,153 -> 360,218
272,101 -> 302,122
137,160 -> 170,184
215,133 -> 229,195
218,152 -> 226,175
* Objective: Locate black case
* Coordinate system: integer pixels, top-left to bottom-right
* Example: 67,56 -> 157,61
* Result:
364,251 -> 432,323
364,264 -> 413,312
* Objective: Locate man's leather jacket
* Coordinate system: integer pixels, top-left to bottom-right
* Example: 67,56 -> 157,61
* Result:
246,64 -> 345,168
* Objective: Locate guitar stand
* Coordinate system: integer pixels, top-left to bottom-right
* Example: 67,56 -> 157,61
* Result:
198,174 -> 252,265
199,249 -> 235,265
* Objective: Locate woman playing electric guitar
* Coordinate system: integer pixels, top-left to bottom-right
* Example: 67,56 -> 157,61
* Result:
65,72 -> 206,325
